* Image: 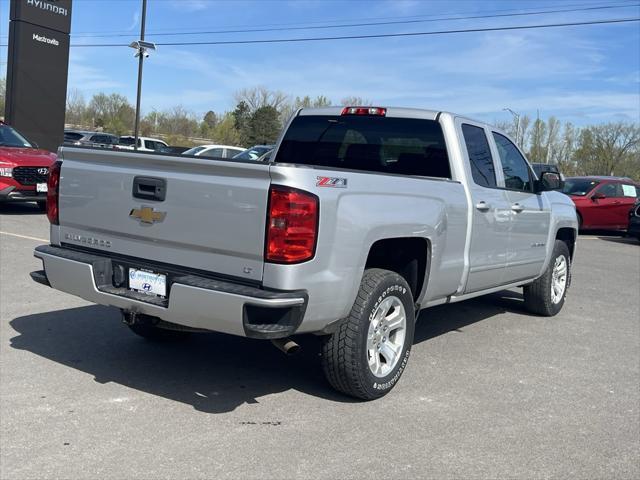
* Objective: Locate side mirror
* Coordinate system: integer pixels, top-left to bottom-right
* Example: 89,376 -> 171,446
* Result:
591,192 -> 606,201
536,171 -> 563,192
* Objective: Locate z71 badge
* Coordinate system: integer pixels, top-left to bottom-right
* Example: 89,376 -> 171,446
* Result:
316,176 -> 347,188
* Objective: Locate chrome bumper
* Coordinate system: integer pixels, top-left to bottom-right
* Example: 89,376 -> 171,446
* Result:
33,245 -> 307,339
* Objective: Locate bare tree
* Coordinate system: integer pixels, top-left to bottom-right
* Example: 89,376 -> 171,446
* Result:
340,96 -> 372,106
234,86 -> 289,113
65,88 -> 87,127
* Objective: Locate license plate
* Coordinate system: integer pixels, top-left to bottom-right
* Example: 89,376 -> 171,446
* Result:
129,268 -> 167,297
36,183 -> 48,193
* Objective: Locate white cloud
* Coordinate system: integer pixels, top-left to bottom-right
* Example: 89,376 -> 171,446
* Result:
68,52 -> 124,92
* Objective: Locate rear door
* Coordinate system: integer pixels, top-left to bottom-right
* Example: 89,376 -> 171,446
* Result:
458,121 -> 510,292
491,132 -> 550,282
57,148 -> 272,282
589,183 -> 629,228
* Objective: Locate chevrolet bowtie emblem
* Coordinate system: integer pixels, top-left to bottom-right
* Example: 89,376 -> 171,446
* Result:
129,206 -> 166,225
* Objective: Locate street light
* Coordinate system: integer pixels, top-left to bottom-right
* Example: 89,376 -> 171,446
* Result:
128,0 -> 156,151
503,107 -> 521,147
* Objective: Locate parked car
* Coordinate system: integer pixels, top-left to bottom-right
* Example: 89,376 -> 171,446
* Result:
628,200 -> 640,241
562,176 -> 640,231
158,146 -> 191,155
532,163 -> 562,179
117,136 -> 168,152
63,130 -> 119,149
232,145 -> 274,161
0,122 -> 57,210
32,106 -> 577,400
182,144 -> 244,159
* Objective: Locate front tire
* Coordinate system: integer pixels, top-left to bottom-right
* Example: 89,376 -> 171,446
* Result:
321,269 -> 415,400
523,240 -> 571,316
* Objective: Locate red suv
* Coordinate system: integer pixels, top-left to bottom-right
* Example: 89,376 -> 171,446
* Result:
0,123 -> 57,210
563,176 -> 640,231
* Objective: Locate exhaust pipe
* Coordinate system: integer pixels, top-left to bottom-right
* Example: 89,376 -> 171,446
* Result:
271,338 -> 300,356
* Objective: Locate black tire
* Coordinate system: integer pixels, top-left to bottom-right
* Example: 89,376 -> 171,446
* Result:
523,240 -> 571,316
321,268 -> 415,400
36,201 -> 47,212
576,212 -> 583,232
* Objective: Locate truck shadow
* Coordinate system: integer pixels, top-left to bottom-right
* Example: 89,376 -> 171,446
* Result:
9,291 -> 525,413
0,203 -> 44,215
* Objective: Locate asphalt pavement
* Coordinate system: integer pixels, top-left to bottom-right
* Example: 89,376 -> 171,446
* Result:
1,202 -> 639,479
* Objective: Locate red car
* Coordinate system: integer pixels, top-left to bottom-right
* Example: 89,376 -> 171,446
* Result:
563,176 -> 640,231
0,122 -> 57,210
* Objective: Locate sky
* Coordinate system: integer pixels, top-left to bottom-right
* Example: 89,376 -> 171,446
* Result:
1,0 -> 639,126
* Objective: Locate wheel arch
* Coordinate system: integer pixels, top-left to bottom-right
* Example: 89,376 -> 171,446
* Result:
364,237 -> 431,302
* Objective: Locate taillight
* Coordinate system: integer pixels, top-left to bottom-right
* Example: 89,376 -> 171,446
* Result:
46,160 -> 62,225
341,106 -> 386,116
266,186 -> 318,264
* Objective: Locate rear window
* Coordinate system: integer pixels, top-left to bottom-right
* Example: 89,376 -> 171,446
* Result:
64,132 -> 83,141
274,115 -> 451,178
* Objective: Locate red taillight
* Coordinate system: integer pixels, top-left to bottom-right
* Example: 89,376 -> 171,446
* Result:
266,186 -> 318,264
46,160 -> 62,225
341,106 -> 386,116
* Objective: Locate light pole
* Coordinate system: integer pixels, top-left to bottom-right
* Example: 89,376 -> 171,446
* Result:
128,0 -> 155,151
503,107 -> 521,147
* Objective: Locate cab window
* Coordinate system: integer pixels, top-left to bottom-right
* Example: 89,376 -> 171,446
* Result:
492,132 -> 533,191
461,124 -> 496,188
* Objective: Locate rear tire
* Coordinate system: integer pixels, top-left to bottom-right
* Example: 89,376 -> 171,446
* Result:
523,240 -> 571,316
321,269 -> 415,400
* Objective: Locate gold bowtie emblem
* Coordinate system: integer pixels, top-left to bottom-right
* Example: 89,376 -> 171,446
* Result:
129,206 -> 166,225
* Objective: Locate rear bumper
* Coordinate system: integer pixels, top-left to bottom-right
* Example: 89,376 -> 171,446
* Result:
33,245 -> 307,339
0,185 -> 46,202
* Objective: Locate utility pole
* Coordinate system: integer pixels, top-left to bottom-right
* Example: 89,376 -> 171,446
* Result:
133,0 -> 148,151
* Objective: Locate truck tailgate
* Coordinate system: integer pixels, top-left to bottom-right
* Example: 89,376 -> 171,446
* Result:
56,148 -> 270,282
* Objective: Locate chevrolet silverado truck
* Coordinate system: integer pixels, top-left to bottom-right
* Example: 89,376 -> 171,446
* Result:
31,107 -> 578,400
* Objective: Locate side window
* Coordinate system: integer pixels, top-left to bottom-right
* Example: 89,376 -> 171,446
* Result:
621,184 -> 638,198
596,183 -> 622,198
492,132 -> 533,191
462,124 -> 496,188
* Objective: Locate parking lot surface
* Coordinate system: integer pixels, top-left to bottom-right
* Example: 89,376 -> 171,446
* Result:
1,203 -> 639,479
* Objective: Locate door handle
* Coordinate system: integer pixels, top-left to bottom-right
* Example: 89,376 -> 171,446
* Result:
132,176 -> 167,201
511,203 -> 524,213
476,201 -> 491,212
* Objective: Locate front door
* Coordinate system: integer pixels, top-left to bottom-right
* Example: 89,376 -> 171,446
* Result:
491,132 -> 550,283
459,122 -> 511,293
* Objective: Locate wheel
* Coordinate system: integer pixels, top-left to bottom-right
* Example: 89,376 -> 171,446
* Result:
523,240 -> 571,316
124,312 -> 191,341
321,268 -> 415,400
36,201 -> 47,212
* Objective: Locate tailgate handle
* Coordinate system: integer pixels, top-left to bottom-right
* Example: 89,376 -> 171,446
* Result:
132,176 -> 166,201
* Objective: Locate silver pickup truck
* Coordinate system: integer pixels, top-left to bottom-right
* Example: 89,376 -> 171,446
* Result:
32,106 -> 578,400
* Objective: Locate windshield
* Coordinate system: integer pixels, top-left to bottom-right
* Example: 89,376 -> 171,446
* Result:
233,146 -> 272,161
0,125 -> 34,148
563,179 -> 599,196
183,146 -> 207,156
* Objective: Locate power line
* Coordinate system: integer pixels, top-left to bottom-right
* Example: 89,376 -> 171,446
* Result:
66,2 -> 639,38
0,17 -> 637,49
62,17 -> 640,48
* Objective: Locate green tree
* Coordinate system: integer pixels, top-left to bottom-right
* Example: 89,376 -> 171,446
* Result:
210,112 -> 242,146
247,106 -> 281,145
233,101 -> 252,145
87,93 -> 135,135
574,122 -> 640,178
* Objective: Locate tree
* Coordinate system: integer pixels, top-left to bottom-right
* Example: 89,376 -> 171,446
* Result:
247,106 -> 281,145
528,116 -> 547,163
340,96 -> 371,106
157,106 -> 198,138
234,86 -> 289,112
233,101 -> 252,145
573,123 -> 640,177
210,112 -> 242,146
87,93 -> 135,135
203,110 -> 217,128
65,88 -> 87,127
